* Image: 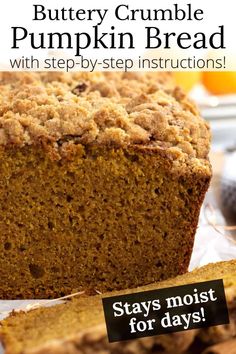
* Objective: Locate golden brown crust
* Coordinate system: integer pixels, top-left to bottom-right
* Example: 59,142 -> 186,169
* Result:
0,72 -> 210,160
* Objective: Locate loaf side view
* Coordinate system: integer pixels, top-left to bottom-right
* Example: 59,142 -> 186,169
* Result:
0,72 -> 211,298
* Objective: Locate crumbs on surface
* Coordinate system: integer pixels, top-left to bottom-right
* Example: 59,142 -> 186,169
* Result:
0,72 -> 210,159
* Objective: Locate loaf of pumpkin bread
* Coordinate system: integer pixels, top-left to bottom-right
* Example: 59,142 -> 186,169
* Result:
0,72 -> 211,298
1,260 -> 235,354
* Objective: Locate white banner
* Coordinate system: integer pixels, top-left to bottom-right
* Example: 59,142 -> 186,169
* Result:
0,0 -> 235,71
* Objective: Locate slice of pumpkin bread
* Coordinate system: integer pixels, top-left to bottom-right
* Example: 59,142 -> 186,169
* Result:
1,260 -> 236,354
0,72 -> 211,298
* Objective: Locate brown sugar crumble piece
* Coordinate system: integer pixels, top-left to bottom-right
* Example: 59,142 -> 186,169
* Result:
71,81 -> 88,95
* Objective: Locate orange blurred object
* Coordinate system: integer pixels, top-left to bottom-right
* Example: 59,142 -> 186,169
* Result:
202,71 -> 236,95
173,71 -> 201,92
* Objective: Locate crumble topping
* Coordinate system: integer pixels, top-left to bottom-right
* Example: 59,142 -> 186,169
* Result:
0,72 -> 210,159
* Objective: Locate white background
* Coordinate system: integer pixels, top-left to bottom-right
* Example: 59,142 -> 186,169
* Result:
0,0 -> 235,71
